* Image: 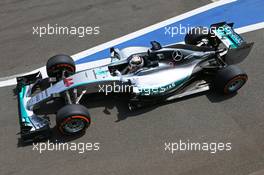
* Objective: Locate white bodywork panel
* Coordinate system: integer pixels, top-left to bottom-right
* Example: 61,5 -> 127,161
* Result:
119,47 -> 149,59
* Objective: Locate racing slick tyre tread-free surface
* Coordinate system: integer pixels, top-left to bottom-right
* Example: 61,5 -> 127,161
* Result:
46,54 -> 76,78
56,104 -> 91,136
214,65 -> 248,94
184,26 -> 209,45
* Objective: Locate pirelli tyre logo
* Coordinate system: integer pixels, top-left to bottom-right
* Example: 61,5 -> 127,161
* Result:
63,78 -> 74,87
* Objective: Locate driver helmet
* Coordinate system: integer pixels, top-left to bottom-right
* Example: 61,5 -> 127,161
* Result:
129,55 -> 144,71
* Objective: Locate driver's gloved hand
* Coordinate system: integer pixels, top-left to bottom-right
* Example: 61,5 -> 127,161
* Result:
114,70 -> 122,76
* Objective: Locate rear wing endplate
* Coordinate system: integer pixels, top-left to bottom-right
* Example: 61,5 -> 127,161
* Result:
210,22 -> 254,64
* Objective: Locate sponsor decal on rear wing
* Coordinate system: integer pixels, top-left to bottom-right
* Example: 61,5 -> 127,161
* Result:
211,22 -> 245,49
210,22 -> 254,64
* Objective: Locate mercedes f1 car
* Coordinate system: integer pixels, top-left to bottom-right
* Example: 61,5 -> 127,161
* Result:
16,22 -> 254,142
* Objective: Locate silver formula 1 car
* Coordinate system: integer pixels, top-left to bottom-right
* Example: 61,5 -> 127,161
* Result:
16,22 -> 254,142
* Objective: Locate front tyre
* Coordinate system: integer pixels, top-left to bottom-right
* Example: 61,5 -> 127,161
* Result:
214,65 -> 248,94
56,104 -> 91,136
46,54 -> 76,79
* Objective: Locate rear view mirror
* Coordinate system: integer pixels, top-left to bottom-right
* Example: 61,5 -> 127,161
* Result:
150,41 -> 162,50
110,47 -> 115,58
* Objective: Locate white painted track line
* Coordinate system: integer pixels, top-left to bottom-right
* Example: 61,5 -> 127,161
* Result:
235,22 -> 264,34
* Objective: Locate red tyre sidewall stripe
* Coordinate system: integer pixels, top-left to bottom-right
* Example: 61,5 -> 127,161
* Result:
71,115 -> 90,123
59,115 -> 90,134
55,64 -> 75,72
49,64 -> 75,72
224,75 -> 248,94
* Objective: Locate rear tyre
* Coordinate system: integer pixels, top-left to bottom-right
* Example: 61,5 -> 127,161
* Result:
46,54 -> 75,79
56,104 -> 91,136
214,65 -> 248,94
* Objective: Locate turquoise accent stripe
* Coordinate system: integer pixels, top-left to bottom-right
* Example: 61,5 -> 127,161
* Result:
94,69 -> 109,75
19,86 -> 30,123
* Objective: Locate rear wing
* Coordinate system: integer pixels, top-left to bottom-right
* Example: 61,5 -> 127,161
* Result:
210,22 -> 254,64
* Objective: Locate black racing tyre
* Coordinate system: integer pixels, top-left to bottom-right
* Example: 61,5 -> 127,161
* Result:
213,65 -> 248,94
46,54 -> 75,78
184,26 -> 209,45
56,104 -> 91,136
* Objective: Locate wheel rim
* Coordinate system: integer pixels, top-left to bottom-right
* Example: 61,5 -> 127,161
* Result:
49,64 -> 75,78
63,118 -> 86,133
225,76 -> 247,93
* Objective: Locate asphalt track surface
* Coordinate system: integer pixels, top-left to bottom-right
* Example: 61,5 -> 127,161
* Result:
1,0 -> 264,175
